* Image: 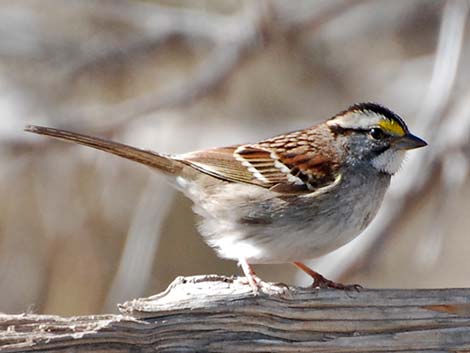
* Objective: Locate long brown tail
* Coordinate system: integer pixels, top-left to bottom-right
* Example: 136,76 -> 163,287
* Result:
25,125 -> 183,175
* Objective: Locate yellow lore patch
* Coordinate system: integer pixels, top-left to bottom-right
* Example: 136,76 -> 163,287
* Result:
378,118 -> 406,136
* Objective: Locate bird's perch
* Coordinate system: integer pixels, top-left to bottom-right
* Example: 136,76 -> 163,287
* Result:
1,275 -> 470,352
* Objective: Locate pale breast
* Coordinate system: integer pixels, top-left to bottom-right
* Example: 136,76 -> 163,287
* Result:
176,169 -> 390,264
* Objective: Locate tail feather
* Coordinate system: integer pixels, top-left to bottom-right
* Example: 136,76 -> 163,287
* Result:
25,125 -> 182,175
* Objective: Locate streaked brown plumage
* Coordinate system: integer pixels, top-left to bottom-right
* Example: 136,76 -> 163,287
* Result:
25,103 -> 427,293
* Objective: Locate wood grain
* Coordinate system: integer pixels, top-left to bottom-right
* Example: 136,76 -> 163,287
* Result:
1,275 -> 470,352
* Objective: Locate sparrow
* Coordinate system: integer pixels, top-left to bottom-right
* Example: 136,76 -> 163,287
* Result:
25,103 -> 427,294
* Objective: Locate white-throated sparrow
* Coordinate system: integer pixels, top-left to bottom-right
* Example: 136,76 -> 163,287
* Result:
25,103 -> 427,293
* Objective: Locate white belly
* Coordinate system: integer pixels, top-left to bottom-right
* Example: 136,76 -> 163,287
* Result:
177,171 -> 390,264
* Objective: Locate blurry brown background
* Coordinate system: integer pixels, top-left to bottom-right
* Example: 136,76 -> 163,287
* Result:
0,0 -> 469,316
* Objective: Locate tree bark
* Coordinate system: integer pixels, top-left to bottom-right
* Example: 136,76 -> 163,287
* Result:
1,275 -> 470,352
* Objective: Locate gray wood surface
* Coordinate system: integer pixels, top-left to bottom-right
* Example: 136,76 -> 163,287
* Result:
1,275 -> 470,352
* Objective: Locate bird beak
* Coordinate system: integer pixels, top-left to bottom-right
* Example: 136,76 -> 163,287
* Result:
393,133 -> 428,150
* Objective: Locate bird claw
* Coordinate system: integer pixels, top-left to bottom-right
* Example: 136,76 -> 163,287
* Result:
236,273 -> 262,295
236,258 -> 291,296
237,276 -> 290,296
312,276 -> 362,292
293,261 -> 362,292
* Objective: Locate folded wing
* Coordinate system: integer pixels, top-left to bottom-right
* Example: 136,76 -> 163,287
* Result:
180,136 -> 340,194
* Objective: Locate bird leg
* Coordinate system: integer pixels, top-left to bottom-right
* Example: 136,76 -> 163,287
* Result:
238,257 -> 263,295
293,261 -> 362,291
238,258 -> 289,296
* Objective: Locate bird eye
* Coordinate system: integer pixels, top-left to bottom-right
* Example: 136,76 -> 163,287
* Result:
369,128 -> 385,140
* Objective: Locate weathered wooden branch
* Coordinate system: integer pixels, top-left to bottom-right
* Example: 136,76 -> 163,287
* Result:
1,275 -> 470,352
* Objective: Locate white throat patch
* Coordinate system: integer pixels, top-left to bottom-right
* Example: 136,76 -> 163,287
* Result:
371,150 -> 406,175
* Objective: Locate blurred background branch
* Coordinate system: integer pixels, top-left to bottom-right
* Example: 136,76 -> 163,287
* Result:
0,0 -> 468,315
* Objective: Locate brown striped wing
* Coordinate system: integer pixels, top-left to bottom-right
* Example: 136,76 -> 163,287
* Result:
180,139 -> 340,194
